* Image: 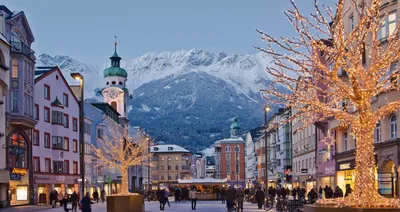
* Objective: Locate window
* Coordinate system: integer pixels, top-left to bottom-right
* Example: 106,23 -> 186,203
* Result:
44,133 -> 50,148
12,59 -> 18,78
11,92 -> 19,112
63,93 -> 69,107
379,12 -> 397,40
305,159 -> 308,169
349,14 -> 354,32
34,104 -> 39,120
73,161 -> 78,174
234,146 -> 240,152
73,139 -> 78,153
225,145 -> 231,152
45,158 -> 51,173
84,143 -> 91,154
44,84 -> 50,100
160,165 -> 164,170
73,118 -> 78,131
8,133 -> 28,169
44,107 -> 50,122
52,111 -> 63,125
33,157 -> 40,172
97,129 -> 103,138
64,137 -> 69,151
84,122 -> 91,135
375,121 -> 381,143
52,136 -> 63,149
63,114 -> 69,128
390,114 -> 397,139
33,130 -> 39,146
64,160 -> 69,174
53,161 -> 64,173
344,132 -> 348,151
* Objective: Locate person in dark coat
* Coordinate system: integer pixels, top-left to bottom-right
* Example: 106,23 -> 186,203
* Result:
220,187 -> 226,204
333,186 -> 343,198
225,186 -> 235,211
345,184 -> 353,197
157,188 -> 166,210
326,186 -> 334,198
298,188 -> 306,201
255,187 -> 265,209
216,187 -> 220,200
318,186 -> 323,199
80,192 -> 92,212
50,189 -> 58,208
71,191 -> 78,212
100,190 -> 106,203
92,190 -> 99,203
292,187 -> 297,200
175,187 -> 181,202
307,188 -> 317,203
62,194 -> 72,212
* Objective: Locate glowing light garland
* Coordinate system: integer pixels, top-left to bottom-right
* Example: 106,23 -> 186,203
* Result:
257,0 -> 400,208
91,126 -> 152,196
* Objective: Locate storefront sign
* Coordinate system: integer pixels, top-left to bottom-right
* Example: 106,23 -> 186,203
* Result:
336,160 -> 355,171
324,166 -> 335,175
12,168 -> 27,176
10,173 -> 21,181
301,169 -> 308,173
36,176 -> 50,180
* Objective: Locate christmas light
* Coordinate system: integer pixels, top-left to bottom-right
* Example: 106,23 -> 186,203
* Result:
257,0 -> 400,208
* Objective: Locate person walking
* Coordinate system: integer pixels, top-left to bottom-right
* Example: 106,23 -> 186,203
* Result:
345,184 -> 353,197
92,190 -> 99,204
164,188 -> 170,207
62,194 -> 73,212
71,191 -> 78,212
236,187 -> 245,212
292,187 -> 297,200
50,189 -> 58,208
319,186 -> 323,199
175,187 -> 181,203
216,187 -> 220,200
324,185 -> 328,199
189,187 -> 197,210
157,188 -> 166,210
333,186 -> 343,198
255,187 -> 265,209
220,187 -> 226,204
225,186 -> 235,212
80,192 -> 92,212
298,187 -> 306,201
100,189 -> 106,203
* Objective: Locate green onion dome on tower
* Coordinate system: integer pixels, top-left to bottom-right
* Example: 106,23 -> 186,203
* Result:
103,40 -> 128,78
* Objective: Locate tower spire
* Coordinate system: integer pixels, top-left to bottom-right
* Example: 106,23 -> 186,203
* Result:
114,36 -> 117,53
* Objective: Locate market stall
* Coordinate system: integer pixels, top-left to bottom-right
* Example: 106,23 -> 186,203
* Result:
178,178 -> 227,200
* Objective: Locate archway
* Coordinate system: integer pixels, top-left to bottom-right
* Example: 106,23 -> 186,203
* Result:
378,160 -> 395,198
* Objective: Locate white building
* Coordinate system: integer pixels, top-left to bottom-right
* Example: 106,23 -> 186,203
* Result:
244,127 -> 263,188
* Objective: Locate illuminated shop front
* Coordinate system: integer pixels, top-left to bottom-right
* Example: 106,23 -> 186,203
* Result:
336,160 -> 356,191
318,161 -> 336,189
8,133 -> 31,206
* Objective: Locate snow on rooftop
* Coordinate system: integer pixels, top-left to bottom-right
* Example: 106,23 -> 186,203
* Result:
151,144 -> 190,153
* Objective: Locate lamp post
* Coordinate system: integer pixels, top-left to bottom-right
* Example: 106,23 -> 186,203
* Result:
167,156 -> 171,187
71,72 -> 85,196
146,136 -> 151,193
264,106 -> 271,191
236,144 -> 239,188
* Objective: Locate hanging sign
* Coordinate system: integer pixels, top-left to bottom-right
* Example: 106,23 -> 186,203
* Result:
12,168 -> 27,176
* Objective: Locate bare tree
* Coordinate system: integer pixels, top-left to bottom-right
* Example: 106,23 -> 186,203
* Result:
257,0 -> 400,208
91,126 -> 152,196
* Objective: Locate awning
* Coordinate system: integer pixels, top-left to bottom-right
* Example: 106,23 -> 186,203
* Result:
178,178 -> 227,185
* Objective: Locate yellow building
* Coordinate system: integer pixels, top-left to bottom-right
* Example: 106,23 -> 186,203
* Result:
150,144 -> 191,188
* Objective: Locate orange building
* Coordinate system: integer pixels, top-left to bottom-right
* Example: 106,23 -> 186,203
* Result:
214,118 -> 245,187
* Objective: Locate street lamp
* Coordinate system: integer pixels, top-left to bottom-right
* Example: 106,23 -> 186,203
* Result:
167,156 -> 171,187
146,136 -> 151,194
264,106 -> 271,191
71,72 -> 85,196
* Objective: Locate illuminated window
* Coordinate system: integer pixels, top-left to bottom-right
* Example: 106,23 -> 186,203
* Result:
390,114 -> 397,139
8,133 -> 28,169
12,59 -> 18,78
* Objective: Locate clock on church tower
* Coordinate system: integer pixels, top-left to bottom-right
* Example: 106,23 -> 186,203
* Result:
101,38 -> 129,118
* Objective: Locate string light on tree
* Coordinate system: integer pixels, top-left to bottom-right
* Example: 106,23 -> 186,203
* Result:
256,0 -> 400,208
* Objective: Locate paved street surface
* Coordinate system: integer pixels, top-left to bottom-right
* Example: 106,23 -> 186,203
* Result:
0,201 -> 276,212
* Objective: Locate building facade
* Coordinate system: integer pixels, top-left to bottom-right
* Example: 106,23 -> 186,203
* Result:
244,127 -> 263,188
214,118 -> 245,187
0,7 -> 10,208
2,6 -> 36,206
150,144 -> 191,188
32,67 -> 80,205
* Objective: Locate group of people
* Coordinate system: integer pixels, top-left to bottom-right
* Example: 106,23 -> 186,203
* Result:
48,189 -> 107,212
156,186 -> 197,210
318,184 -> 353,199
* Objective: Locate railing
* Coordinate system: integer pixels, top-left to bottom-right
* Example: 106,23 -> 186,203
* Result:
11,41 -> 35,57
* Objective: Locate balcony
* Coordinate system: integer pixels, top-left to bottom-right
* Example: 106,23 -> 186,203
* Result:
11,41 -> 35,58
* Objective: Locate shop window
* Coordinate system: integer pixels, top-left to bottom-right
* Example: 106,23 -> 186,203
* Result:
8,133 -> 28,169
16,185 -> 28,201
343,132 -> 348,151
390,114 -> 397,139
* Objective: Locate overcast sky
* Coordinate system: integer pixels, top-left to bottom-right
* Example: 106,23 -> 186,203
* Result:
2,0 -> 335,64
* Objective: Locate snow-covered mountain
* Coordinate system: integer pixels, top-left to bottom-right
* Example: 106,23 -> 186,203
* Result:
37,49 -> 276,151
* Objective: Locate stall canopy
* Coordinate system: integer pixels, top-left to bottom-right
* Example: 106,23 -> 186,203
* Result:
178,178 -> 227,185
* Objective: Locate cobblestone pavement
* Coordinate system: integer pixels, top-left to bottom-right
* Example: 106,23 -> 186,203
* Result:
0,200 -> 276,212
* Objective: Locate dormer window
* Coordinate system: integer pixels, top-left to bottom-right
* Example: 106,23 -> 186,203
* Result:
168,147 -> 173,151
154,147 -> 158,151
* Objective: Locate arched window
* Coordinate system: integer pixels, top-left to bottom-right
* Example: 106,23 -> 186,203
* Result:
343,132 -> 348,151
390,114 -> 397,139
375,121 -> 381,143
8,133 -> 28,169
111,101 -> 117,111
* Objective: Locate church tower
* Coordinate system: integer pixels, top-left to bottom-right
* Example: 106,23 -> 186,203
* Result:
101,37 -> 129,123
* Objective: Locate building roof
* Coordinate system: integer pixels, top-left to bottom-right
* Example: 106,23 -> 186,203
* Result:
249,126 -> 264,142
151,144 -> 191,153
104,42 -> 127,78
215,136 -> 244,144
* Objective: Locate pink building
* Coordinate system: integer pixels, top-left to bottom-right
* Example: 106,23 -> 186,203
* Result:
32,66 -> 80,205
